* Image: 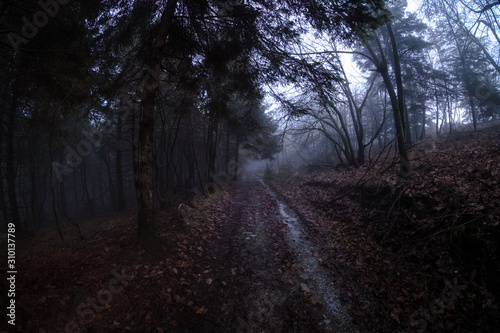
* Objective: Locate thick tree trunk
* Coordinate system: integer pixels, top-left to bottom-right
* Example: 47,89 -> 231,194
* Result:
50,181 -> 65,243
48,131 -> 65,243
136,0 -> 178,247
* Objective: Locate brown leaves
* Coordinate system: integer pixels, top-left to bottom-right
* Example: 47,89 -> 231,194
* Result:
195,305 -> 207,314
267,124 -> 500,332
220,303 -> 228,312
390,308 -> 401,323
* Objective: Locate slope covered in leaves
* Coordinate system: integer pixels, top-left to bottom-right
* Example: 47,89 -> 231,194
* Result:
267,123 -> 500,332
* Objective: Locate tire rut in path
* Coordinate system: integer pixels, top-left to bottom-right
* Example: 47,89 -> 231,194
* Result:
181,177 -> 356,332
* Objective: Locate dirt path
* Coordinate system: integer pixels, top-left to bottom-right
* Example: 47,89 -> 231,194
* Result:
173,175 -> 356,332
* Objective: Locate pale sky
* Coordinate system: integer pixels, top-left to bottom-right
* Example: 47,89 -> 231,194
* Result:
341,0 -> 424,84
407,0 -> 423,13
267,0 -> 426,113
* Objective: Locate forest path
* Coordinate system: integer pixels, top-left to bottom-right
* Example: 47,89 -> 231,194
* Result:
177,174 -> 356,332
18,174 -> 360,333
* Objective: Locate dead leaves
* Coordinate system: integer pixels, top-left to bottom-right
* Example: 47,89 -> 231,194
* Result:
390,308 -> 401,324
195,305 -> 207,314
220,303 -> 228,312
268,125 -> 500,332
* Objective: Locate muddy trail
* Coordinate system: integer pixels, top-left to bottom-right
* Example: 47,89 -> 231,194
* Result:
16,175 -> 362,333
17,125 -> 500,333
170,174 -> 355,333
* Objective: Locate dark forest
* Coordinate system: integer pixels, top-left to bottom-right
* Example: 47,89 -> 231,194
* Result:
1,0 -> 500,332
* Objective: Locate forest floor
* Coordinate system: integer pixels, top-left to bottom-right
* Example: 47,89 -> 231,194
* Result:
7,123 -> 500,333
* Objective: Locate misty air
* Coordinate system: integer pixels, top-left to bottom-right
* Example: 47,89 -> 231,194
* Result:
1,0 -> 499,332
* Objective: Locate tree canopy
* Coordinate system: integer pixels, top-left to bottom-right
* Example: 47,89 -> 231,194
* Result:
1,0 -> 499,245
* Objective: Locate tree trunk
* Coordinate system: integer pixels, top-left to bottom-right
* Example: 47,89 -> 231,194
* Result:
29,135 -> 39,233
336,48 -> 374,166
366,33 -> 411,178
433,77 -> 441,136
104,151 -> 117,212
81,158 -> 95,217
420,106 -> 426,139
445,15 -> 478,131
7,83 -> 21,231
50,182 -> 65,243
468,95 -> 478,131
387,23 -> 411,147
225,121 -> 231,168
136,0 -> 178,248
234,135 -> 241,181
116,145 -> 126,212
448,92 -> 453,134
48,132 -> 65,243
58,178 -> 68,218
205,111 -> 219,190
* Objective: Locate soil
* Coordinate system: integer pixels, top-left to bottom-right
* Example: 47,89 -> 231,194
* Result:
9,175 -> 364,333
5,124 -> 500,333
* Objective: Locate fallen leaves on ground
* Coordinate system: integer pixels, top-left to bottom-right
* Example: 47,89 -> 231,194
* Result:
269,123 -> 500,332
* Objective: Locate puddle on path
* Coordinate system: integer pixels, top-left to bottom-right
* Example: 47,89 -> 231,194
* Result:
258,177 -> 356,332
